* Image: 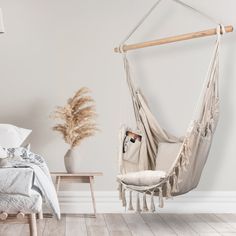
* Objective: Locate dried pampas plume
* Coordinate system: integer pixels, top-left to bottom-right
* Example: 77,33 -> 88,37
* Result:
51,87 -> 98,148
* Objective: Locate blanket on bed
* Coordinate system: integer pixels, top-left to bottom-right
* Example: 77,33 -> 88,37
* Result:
0,146 -> 60,219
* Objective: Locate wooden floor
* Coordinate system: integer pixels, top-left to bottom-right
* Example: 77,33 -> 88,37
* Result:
1,214 -> 236,236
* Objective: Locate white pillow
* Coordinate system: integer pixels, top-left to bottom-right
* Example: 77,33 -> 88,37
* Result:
117,170 -> 166,186
0,124 -> 32,148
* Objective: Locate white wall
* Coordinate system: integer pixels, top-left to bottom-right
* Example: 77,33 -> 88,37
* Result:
0,0 -> 235,191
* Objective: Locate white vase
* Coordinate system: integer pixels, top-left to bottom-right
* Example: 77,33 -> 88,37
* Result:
64,148 -> 79,173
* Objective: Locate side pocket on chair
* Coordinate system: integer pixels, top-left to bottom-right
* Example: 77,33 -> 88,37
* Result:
122,131 -> 142,164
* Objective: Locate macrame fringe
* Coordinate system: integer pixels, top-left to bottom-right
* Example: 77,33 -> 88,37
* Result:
142,192 -> 149,212
128,190 -> 134,211
136,192 -> 141,212
158,187 -> 164,208
171,172 -> 179,193
122,188 -> 127,207
166,179 -> 172,198
177,139 -> 192,179
118,183 -> 122,200
150,191 -> 155,212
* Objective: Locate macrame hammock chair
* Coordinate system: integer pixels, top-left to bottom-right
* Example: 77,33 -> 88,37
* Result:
115,0 -> 233,212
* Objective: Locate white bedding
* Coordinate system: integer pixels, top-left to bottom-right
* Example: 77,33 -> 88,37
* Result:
0,147 -> 60,219
0,190 -> 42,214
0,168 -> 34,196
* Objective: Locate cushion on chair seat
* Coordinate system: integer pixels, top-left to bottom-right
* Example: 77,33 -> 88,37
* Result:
117,170 -> 166,186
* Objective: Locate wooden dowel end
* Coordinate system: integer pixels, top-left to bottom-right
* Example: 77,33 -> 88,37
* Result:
17,212 -> 25,220
114,25 -> 233,53
0,212 -> 8,220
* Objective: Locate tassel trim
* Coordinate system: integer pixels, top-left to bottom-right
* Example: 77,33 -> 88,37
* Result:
150,191 -> 155,212
118,183 -> 122,200
122,189 -> 127,207
136,192 -> 141,212
166,179 -> 172,198
171,172 -> 179,193
128,190 -> 134,211
158,187 -> 164,208
142,192 -> 148,212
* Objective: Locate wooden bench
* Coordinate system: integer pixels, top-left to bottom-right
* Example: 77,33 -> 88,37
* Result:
51,172 -> 103,216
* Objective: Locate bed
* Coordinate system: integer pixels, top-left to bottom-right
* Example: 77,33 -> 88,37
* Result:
0,191 -> 42,236
0,124 -> 60,235
0,152 -> 60,236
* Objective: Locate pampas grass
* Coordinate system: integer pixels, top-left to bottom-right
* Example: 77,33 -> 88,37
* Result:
51,87 -> 98,148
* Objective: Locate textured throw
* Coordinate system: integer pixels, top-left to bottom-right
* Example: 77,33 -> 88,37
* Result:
0,146 -> 60,219
0,168 -> 34,196
0,191 -> 42,214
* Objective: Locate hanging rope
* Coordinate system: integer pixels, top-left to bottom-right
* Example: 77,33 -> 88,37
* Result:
172,0 -> 220,25
119,0 -> 222,51
120,0 -> 163,46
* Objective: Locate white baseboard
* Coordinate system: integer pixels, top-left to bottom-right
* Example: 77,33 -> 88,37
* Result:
53,191 -> 236,214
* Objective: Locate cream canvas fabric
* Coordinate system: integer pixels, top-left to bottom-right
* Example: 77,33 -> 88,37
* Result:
122,135 -> 141,164
155,142 -> 183,173
117,25 -> 224,211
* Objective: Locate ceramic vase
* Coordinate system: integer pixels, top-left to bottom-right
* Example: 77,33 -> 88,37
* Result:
64,148 -> 78,173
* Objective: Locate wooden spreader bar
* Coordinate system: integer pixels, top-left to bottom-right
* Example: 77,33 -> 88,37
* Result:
114,25 -> 233,53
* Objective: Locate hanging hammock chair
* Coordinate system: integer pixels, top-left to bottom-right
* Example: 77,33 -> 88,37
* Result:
115,0 -> 233,212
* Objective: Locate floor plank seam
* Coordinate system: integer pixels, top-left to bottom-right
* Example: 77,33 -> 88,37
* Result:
84,214 -> 90,236
157,213 -> 178,236
194,213 -> 219,233
158,214 -> 179,235
179,215 -> 202,236
102,214 -> 111,236
65,216 -> 67,236
42,219 -> 48,236
83,214 -> 89,236
121,214 -> 135,236
214,214 -> 236,232
122,213 -> 134,235
42,219 -> 47,236
139,213 -> 155,236
140,213 -> 158,236
197,214 -> 236,234
121,213 -> 133,236
2,213 -> 236,236
122,213 -> 156,236
195,214 -> 221,234
19,223 -> 26,236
